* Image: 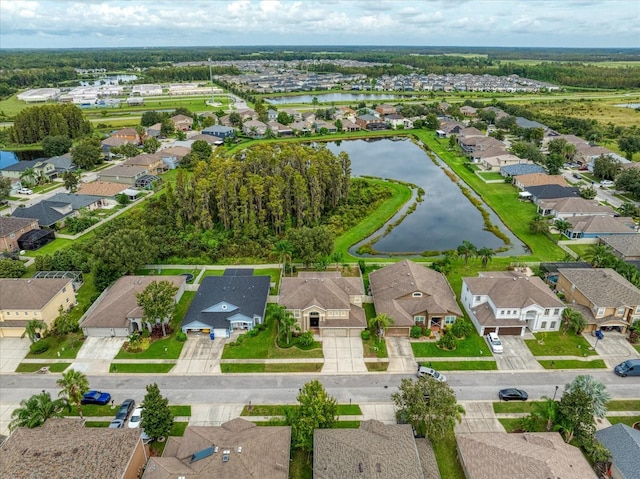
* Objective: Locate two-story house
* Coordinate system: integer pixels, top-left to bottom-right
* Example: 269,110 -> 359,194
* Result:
279,272 -> 366,337
556,268 -> 640,334
462,272 -> 565,335
122,153 -> 166,175
0,217 -> 39,252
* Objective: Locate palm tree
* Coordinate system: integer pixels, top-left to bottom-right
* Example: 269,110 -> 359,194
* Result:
9,391 -> 69,432
569,311 -> 587,335
273,240 -> 293,276
553,219 -> 571,238
565,375 -> 611,418
618,202 -> 638,218
20,167 -> 36,187
21,319 -> 47,343
584,243 -> 614,268
368,314 -> 394,342
529,215 -> 550,234
561,308 -> 582,335
331,251 -> 343,271
456,241 -> 477,265
477,247 -> 494,268
57,369 -> 90,418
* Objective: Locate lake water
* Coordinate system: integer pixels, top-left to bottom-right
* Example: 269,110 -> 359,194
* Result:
266,93 -> 402,105
324,138 -> 525,256
615,103 -> 640,109
79,74 -> 138,86
0,149 -> 45,169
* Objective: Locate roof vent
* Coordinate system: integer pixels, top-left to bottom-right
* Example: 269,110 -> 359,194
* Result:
358,463 -> 364,473
236,446 -> 242,453
222,450 -> 231,462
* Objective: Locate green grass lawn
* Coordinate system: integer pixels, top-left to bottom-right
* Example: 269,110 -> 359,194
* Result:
221,363 -> 323,373
606,400 -> 640,411
109,363 -> 175,373
607,415 -> 640,427
477,172 -> 505,181
525,331 -> 597,356
538,359 -> 606,369
84,421 -> 111,427
411,332 -> 491,357
289,449 -> 313,479
25,332 -> 85,359
23,238 -> 74,257
241,404 -> 361,416
15,362 -> 70,373
66,404 -> 117,417
432,432 -> 466,479
169,405 -> 192,416
363,337 -> 388,358
365,362 -> 389,371
498,418 -> 524,432
493,402 -> 539,414
170,421 -> 188,436
567,244 -> 592,258
253,268 -> 282,294
422,360 -> 497,370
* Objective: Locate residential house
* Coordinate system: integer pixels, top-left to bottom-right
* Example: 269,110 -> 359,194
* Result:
595,424 -> 640,479
146,122 -> 162,138
81,275 -> 186,337
456,432 -> 597,479
340,119 -> 361,132
170,114 -> 193,131
0,217 -> 39,252
459,126 -> 485,138
537,196 -> 616,218
563,215 -> 636,239
202,125 -> 235,139
101,136 -> 134,157
436,121 -> 464,138
475,150 -> 524,171
188,133 -> 222,145
289,120 -> 312,134
77,181 -> 139,205
242,119 -> 268,138
123,153 -> 166,174
526,185 -> 580,205
539,261 -> 593,287
0,418 -> 147,479
438,102 -> 451,112
181,270 -> 270,338
0,158 -> 56,182
110,127 -> 141,144
267,121 -> 294,137
499,163 -> 546,178
282,108 -> 303,122
159,146 -> 191,165
460,105 -> 478,117
375,103 -> 397,116
0,278 -> 75,337
12,193 -> 102,228
514,173 -> 568,191
335,106 -> 356,122
600,235 -> 640,260
369,259 -> 462,336
385,113 -> 413,129
356,114 -> 388,131
143,418 -> 291,479
237,108 -> 259,121
301,111 -> 316,124
314,420 -> 429,479
313,120 -> 338,133
514,116 -> 547,131
462,271 -> 565,335
97,165 -> 149,186
267,108 -> 278,122
574,143 -> 620,168
556,268 -> 640,333
279,271 -> 366,336
47,153 -> 76,176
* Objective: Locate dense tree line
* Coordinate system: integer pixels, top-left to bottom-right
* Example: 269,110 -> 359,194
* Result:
0,67 -> 78,99
10,104 -> 91,144
142,65 -> 239,83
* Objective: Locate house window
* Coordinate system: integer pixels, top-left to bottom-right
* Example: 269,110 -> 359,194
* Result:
445,316 -> 456,325
500,310 -> 505,315
293,310 -> 300,318
66,298 -> 69,303
414,316 -> 426,324
62,287 -> 67,293
544,309 -> 550,315
474,296 -> 481,302
636,306 -> 640,314
553,308 -> 559,315
341,311 -> 347,317
550,321 -> 557,330
541,321 -> 547,329
617,307 -> 625,316
5,312 -> 9,316
597,308 -> 605,317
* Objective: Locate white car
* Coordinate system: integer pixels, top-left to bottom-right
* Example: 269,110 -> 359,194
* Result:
17,188 -> 33,195
486,332 -> 504,354
128,407 -> 143,428
600,180 -> 614,187
417,365 -> 447,382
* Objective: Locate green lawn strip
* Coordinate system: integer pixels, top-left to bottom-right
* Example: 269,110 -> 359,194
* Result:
109,363 -> 175,373
221,363 -> 323,373
241,404 -> 361,416
365,362 -> 389,372
333,178 -> 413,261
634,345 -> 640,353
149,441 -> 166,456
253,268 -> 282,294
333,421 -> 361,428
136,268 -> 199,277
363,302 -> 376,320
15,362 -> 70,373
84,421 -> 111,427
525,331 -> 597,356
200,269 -> 227,279
493,401 -> 539,414
421,360 -> 497,371
477,172 -> 504,181
411,333 -> 491,358
498,418 -> 524,433
432,432 -> 466,479
539,359 -> 606,369
25,332 -> 85,359
170,421 -> 188,436
566,243 -> 592,258
363,337 -> 388,358
606,415 -> 640,427
606,400 -> 640,411
289,449 -> 313,479
168,405 -> 192,416
66,404 -> 117,417
23,238 -> 74,257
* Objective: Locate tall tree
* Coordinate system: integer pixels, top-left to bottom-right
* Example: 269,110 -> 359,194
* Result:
367,313 -> 394,341
0,176 -> 11,202
555,386 -> 596,445
62,171 -> 80,193
70,137 -> 102,169
618,135 -> 640,161
141,383 -> 174,441
9,391 -> 69,432
477,247 -> 494,268
135,280 -> 179,337
593,155 -> 621,180
22,319 -> 47,343
56,368 -> 90,418
457,240 -> 477,265
273,240 -> 293,275
142,136 -> 161,154
529,215 -> 550,234
42,135 -> 72,157
0,258 -> 27,278
391,376 -> 465,441
561,307 -> 583,335
553,218 -> 572,237
564,375 -> 610,418
584,243 -> 615,268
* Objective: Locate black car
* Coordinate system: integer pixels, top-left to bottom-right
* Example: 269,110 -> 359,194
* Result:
498,388 -> 528,401
115,399 -> 136,421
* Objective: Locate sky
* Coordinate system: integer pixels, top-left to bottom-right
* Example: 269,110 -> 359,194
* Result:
0,0 -> 638,50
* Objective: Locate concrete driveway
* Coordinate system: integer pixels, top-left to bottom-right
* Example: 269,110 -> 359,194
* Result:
455,401 -> 505,433
322,336 -> 367,373
70,337 -> 126,374
582,331 -> 640,368
0,338 -> 31,374
386,337 -> 417,373
494,336 -> 543,371
172,336 -> 225,374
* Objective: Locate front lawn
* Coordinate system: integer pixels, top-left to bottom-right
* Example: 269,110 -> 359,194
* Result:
240,404 -> 361,416
169,405 -> 192,416
362,337 -> 388,358
221,363 -> 323,373
411,332 -> 491,357
525,331 -> 597,356
538,359 -> 606,369
607,415 -> 640,427
25,332 -> 85,359
365,362 -> 389,371
170,421 -> 188,436
109,363 -> 175,373
66,404 -> 117,417
606,400 -> 640,411
15,362 -> 70,373
499,418 -> 524,432
422,360 -> 497,371
84,421 -> 111,427
493,402 -> 539,414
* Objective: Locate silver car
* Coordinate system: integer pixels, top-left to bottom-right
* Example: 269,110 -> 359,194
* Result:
417,365 -> 447,382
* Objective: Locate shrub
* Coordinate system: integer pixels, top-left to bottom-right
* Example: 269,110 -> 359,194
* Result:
236,334 -> 245,344
257,323 -> 267,331
451,319 -> 474,339
30,338 -> 50,354
141,329 -> 151,338
298,331 -> 314,347
436,331 -> 457,351
246,328 -> 259,338
410,326 -> 422,338
361,330 -> 371,340
423,328 -> 431,338
176,332 -> 187,342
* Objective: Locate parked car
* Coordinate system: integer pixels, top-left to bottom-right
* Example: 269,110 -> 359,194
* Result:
498,388 -> 529,401
600,180 -> 614,187
614,359 -> 640,377
115,399 -> 136,421
108,419 -> 125,429
485,332 -> 504,353
17,188 -> 33,195
572,173 -> 582,180
128,407 -> 143,428
417,365 -> 447,382
80,390 -> 111,405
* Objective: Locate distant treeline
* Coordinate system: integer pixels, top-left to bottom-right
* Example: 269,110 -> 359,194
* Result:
10,104 -> 91,144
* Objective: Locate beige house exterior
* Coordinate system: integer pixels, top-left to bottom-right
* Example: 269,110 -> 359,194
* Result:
556,268 -> 640,333
0,278 -> 75,337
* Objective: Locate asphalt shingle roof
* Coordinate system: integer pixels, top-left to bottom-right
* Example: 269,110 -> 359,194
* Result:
500,164 -> 546,176
558,268 -> 640,308
595,424 -> 640,479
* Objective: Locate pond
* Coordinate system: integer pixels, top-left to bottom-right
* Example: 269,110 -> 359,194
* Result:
0,149 -> 45,169
324,138 -> 526,257
266,93 -> 403,105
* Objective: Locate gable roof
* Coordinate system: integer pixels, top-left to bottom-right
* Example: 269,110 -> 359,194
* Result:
595,424 -> 640,479
539,197 -> 616,215
143,419 -> 290,479
279,272 -> 363,311
558,268 -> 640,307
0,278 -> 71,310
566,215 -> 636,234
98,164 -> 148,178
464,272 -> 564,309
0,418 -> 142,479
456,432 -> 597,479
526,184 -> 579,199
181,274 -> 269,329
123,153 -> 162,167
515,117 -> 546,129
77,181 -> 128,197
500,164 -> 546,176
47,193 -> 99,210
370,260 -> 462,326
516,173 -> 568,188
601,234 -> 640,258
314,420 -> 424,479
80,275 -> 185,329
11,201 -> 70,227
0,216 -> 37,236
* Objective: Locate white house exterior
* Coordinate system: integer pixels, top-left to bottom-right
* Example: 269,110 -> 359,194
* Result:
461,272 -> 565,335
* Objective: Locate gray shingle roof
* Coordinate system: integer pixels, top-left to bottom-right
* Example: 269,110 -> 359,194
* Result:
0,216 -> 37,236
595,424 -> 640,479
526,184 -> 580,199
500,164 -> 546,176
558,268 -> 640,308
11,202 -> 68,227
566,215 -> 636,234
601,235 -> 640,259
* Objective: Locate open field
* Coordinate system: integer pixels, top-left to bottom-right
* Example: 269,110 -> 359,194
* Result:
527,97 -> 640,129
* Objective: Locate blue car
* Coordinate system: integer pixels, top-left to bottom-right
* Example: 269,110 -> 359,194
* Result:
81,390 -> 111,405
